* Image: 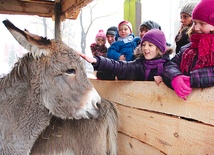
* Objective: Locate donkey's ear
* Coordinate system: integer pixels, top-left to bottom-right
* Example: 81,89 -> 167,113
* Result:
3,19 -> 51,59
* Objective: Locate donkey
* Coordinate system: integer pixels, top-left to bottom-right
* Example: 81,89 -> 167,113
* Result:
0,20 -> 118,155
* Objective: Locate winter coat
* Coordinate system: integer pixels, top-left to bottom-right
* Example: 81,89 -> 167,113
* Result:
162,43 -> 214,88
107,34 -> 141,61
92,53 -> 171,81
175,26 -> 191,54
90,43 -> 107,57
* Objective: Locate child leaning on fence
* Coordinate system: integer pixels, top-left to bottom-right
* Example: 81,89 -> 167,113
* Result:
79,29 -> 173,85
162,0 -> 214,100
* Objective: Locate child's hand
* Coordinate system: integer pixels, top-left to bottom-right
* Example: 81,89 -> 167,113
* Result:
154,76 -> 163,86
119,55 -> 126,61
171,75 -> 192,100
78,52 -> 97,64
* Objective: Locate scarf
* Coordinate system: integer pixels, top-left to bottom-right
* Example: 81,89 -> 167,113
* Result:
117,35 -> 134,43
180,34 -> 214,73
143,58 -> 166,80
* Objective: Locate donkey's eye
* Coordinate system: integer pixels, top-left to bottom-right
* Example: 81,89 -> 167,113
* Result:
66,69 -> 76,74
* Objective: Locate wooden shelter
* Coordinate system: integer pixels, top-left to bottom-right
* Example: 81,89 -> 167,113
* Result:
0,0 -> 93,20
0,0 -> 93,40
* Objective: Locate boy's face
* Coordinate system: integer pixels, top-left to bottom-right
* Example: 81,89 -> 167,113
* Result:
141,41 -> 160,60
118,25 -> 131,38
106,34 -> 115,45
96,37 -> 105,46
193,19 -> 214,34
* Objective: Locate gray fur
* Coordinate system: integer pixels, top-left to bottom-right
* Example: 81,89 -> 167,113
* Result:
0,20 -> 118,155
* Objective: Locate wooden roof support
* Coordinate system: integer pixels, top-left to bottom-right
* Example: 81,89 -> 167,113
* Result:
54,0 -> 61,41
0,0 -> 54,17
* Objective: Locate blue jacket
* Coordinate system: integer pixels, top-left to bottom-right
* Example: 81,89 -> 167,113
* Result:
107,34 -> 141,61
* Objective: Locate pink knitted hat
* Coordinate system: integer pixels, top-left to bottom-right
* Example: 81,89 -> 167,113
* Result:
192,0 -> 214,26
96,30 -> 106,40
118,20 -> 132,33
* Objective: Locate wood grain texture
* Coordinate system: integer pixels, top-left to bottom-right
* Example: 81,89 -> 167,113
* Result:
91,80 -> 214,126
91,79 -> 214,155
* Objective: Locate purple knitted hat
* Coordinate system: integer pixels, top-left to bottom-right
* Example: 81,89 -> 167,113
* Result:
141,29 -> 167,53
192,0 -> 214,26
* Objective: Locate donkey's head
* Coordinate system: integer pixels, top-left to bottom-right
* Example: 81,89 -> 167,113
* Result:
3,19 -> 101,120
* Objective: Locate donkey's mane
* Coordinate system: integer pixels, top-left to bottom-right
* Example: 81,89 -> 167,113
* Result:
0,53 -> 36,88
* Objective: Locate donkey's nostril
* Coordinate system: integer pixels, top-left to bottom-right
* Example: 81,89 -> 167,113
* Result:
96,102 -> 101,109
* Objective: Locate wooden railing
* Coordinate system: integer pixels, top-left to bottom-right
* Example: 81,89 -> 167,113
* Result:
91,79 -> 214,155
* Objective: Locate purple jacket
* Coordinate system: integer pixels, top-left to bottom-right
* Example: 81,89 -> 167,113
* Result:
162,43 -> 214,88
92,54 -> 170,81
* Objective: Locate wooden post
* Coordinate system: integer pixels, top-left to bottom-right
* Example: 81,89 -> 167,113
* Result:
54,0 -> 61,41
124,0 -> 141,36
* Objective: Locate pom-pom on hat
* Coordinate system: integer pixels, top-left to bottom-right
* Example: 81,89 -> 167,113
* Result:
141,29 -> 167,53
118,20 -> 132,33
96,30 -> 106,40
192,0 -> 214,26
180,2 -> 197,16
106,26 -> 117,36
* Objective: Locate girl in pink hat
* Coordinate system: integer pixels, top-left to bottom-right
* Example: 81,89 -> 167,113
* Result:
90,30 -> 108,57
162,0 -> 214,100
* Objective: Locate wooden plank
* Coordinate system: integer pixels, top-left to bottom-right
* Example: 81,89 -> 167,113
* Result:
118,132 -> 165,155
116,104 -> 214,155
91,79 -> 214,126
54,1 -> 61,40
61,0 -> 93,19
0,0 -> 54,17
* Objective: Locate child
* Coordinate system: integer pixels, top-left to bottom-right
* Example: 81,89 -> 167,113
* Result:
94,27 -> 118,80
174,2 -> 197,54
134,20 -> 162,58
80,29 -> 172,85
107,20 -> 141,61
162,0 -> 214,100
90,30 -> 108,57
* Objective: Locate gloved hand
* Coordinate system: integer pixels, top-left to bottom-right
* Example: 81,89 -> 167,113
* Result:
171,75 -> 192,100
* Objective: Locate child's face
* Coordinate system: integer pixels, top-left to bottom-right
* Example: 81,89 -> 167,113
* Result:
193,19 -> 214,34
180,13 -> 193,27
141,41 -> 160,60
96,37 -> 105,46
139,26 -> 149,38
118,25 -> 131,38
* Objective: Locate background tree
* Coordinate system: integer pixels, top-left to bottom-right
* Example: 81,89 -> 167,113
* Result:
79,0 -> 114,54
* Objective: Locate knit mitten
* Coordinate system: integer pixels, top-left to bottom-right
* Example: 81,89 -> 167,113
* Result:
171,75 -> 192,100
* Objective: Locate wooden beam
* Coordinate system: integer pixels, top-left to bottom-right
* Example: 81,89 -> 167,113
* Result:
61,0 -> 93,20
54,1 -> 61,41
0,0 -> 54,17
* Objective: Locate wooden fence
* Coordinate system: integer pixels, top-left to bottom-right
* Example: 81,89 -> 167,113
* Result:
91,79 -> 214,155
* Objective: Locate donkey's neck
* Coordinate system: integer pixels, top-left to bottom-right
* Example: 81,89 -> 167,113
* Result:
0,55 -> 52,155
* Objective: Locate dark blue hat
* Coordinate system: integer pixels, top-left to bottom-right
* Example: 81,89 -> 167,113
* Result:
106,26 -> 117,36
